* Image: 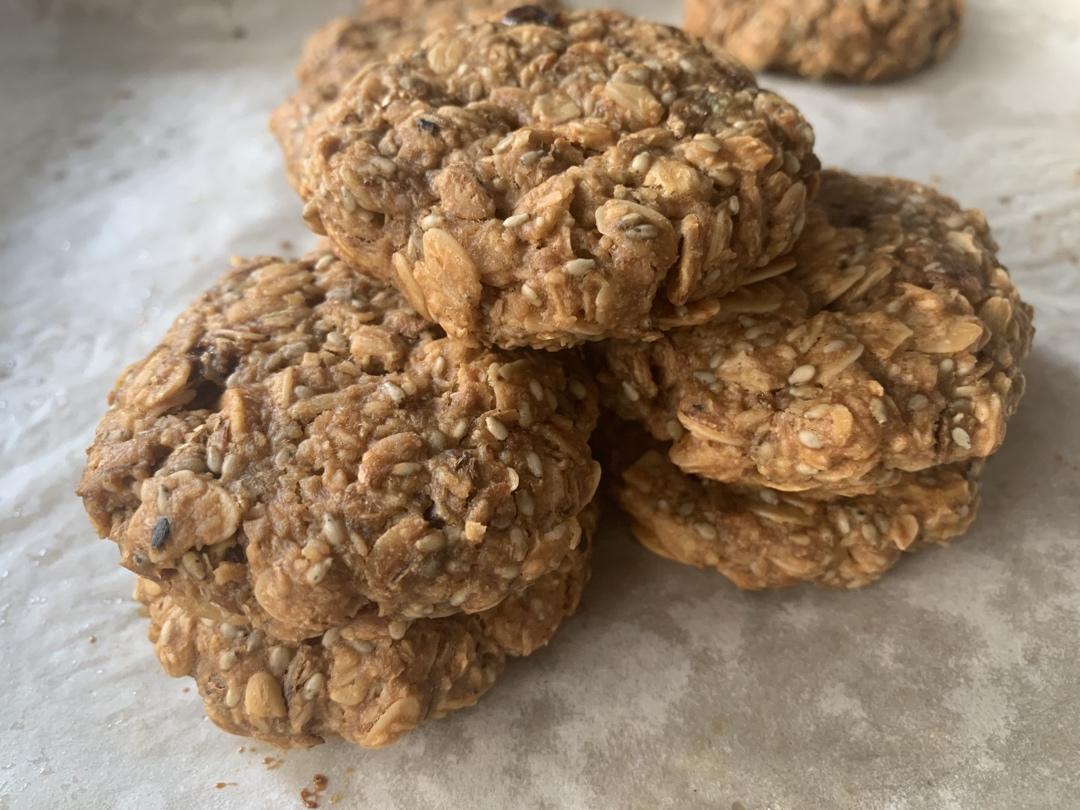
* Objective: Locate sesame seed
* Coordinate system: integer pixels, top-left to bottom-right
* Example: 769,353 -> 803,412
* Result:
419,213 -> 443,230
526,451 -> 544,478
631,152 -> 652,173
516,490 -> 535,516
493,133 -> 515,153
219,651 -> 238,671
862,523 -> 879,542
351,640 -> 374,654
677,503 -> 694,517
569,380 -> 588,400
485,416 -> 509,441
823,340 -> 846,353
302,673 -> 325,700
940,359 -> 955,373
181,552 -> 206,580
293,385 -> 313,400
340,187 -> 357,213
804,404 -> 830,419
449,590 -> 469,607
432,355 -> 447,377
322,627 -> 341,647
870,398 -> 887,423
693,370 -> 716,384
150,517 -> 170,551
626,224 -> 659,239
908,394 -> 930,411
388,620 -> 409,640
225,686 -> 241,708
391,462 -> 422,476
221,453 -> 242,481
369,156 -> 397,176
951,427 -> 972,449
520,150 -> 544,166
564,258 -> 595,276
322,515 -> 347,547
788,365 -> 816,385
759,490 -> 779,505
314,254 -> 335,271
219,622 -> 240,640
622,381 -> 641,402
450,418 -> 469,439
798,430 -> 824,449
503,212 -> 530,228
694,523 -> 717,539
520,283 -> 541,304
305,558 -> 332,585
835,513 -> 851,535
729,197 -> 740,215
206,445 -> 223,475
667,420 -> 684,439
695,136 -> 722,152
381,382 -> 406,404
268,646 -> 292,677
416,532 -> 447,553
159,619 -> 175,646
428,430 -> 447,451
528,379 -> 544,401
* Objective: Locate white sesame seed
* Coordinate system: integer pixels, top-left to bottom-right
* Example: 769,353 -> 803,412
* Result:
951,427 -> 972,449
351,639 -> 374,654
788,365 -> 816,385
516,490 -> 535,516
419,213 -> 443,230
181,551 -> 206,580
729,197 -> 740,215
564,258 -> 595,276
432,355 -> 447,377
369,156 -> 397,176
759,490 -> 779,505
416,532 -> 447,553
694,523 -> 717,540
159,619 -> 175,646
862,523 -> 879,542
219,651 -> 238,671
528,379 -> 545,401
382,382 -> 407,404
631,152 -> 652,173
302,673 -> 325,700
804,404 -> 830,419
908,394 -> 930,411
798,430 -> 824,449
526,451 -> 544,478
323,627 -> 341,647
622,381 -> 641,402
305,558 -> 332,585
388,620 -> 409,640
314,254 -> 335,271
940,359 -> 955,373
485,416 -> 509,441
322,514 -> 347,547
225,686 -> 241,708
667,420 -> 685,439
823,340 -> 847,353
450,418 -> 469,440
503,212 -> 530,228
206,445 -> 223,475
520,150 -> 544,166
570,380 -> 588,400
693,370 -> 716,384
268,646 -> 292,677
493,133 -> 515,153
870,398 -> 887,424
520,282 -> 541,304
219,622 -> 240,640
391,462 -> 422,476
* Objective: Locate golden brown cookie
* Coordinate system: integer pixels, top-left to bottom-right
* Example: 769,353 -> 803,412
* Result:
617,449 -> 979,590
270,0 -> 564,191
597,170 -> 1033,496
137,532 -> 590,749
685,0 -> 963,82
300,8 -> 819,349
78,252 -> 600,642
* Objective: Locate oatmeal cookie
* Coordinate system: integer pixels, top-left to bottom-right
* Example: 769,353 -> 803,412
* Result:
597,170 -> 1033,495
685,0 -> 963,82
78,251 -> 600,641
300,8 -> 819,349
136,533 -> 590,749
270,0 -> 564,191
618,449 -> 979,590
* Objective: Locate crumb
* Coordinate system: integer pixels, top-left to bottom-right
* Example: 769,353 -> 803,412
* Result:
301,774 -> 329,808
997,194 -> 1012,205
231,25 -> 247,40
182,687 -> 190,693
238,746 -> 246,753
280,239 -> 294,252
264,756 -> 283,771
215,782 -> 238,789
88,635 -> 97,644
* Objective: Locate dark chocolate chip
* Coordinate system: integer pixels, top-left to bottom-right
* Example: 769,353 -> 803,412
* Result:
150,516 -> 171,550
501,5 -> 558,26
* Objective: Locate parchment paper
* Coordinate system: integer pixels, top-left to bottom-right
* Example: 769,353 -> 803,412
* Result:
2,1 -> 1079,807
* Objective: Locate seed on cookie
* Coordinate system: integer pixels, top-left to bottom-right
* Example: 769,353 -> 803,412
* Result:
685,0 -> 964,82
596,170 -> 1033,496
301,8 -> 818,349
77,251 -> 600,641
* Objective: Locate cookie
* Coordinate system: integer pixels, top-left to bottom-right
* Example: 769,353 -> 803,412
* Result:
300,8 -> 819,349
617,448 -> 979,590
597,170 -> 1033,496
685,0 -> 963,82
270,0 -> 564,191
136,533 -> 590,749
78,252 -> 600,641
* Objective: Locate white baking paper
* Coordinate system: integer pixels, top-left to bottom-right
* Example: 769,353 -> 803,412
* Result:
2,1 -> 1079,807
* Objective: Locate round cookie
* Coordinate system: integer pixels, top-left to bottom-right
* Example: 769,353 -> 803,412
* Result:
78,252 -> 600,641
597,170 -> 1033,496
617,449 -> 980,590
136,534 -> 590,749
300,8 -> 819,349
685,0 -> 963,83
270,0 -> 564,192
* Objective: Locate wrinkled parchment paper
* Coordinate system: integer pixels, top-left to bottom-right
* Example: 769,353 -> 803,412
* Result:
2,1 -> 1079,807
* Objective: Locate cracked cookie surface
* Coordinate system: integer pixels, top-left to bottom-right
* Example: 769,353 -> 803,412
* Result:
78,252 -> 599,641
617,448 -> 979,590
136,533 -> 590,749
685,0 -> 963,82
597,170 -> 1033,496
301,8 -> 818,349
270,0 -> 563,191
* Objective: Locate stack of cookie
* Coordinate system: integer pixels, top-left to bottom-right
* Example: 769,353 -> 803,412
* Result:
78,1 -> 1032,750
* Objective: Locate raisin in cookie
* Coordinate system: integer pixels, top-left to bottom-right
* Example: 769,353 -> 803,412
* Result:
597,170 -> 1033,496
618,449 -> 979,590
79,252 -> 600,642
136,531 -> 590,749
301,8 -> 819,349
685,0 -> 963,82
270,0 -> 564,191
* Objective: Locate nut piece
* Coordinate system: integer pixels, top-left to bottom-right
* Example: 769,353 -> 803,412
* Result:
686,0 -> 964,83
244,671 -> 287,718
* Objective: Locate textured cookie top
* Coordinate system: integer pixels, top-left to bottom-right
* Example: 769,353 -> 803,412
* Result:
685,0 -> 963,82
301,8 -> 818,349
617,449 -> 979,590
598,170 -> 1033,495
78,252 -> 599,641
137,535 -> 588,749
270,0 -> 561,190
